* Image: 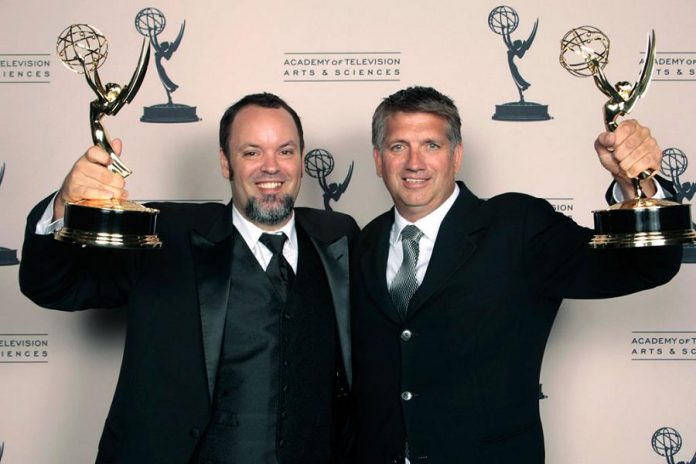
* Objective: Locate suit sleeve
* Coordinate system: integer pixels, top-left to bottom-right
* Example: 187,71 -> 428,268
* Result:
521,196 -> 682,300
19,194 -> 138,311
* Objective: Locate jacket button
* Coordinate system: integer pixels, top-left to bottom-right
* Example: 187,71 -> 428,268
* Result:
400,329 -> 412,341
401,391 -> 413,401
190,427 -> 200,438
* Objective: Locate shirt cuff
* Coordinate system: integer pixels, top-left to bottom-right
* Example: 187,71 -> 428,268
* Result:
612,179 -> 666,203
35,193 -> 64,235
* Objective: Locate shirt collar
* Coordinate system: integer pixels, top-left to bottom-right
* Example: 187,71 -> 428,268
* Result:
390,184 -> 460,246
232,203 -> 298,251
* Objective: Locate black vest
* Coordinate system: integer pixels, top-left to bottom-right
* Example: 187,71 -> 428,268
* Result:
193,226 -> 338,464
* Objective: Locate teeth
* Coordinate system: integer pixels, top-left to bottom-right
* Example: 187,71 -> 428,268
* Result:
405,178 -> 426,183
258,182 -> 282,188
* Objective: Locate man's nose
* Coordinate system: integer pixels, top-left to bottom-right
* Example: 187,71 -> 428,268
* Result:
405,148 -> 425,170
261,153 -> 280,172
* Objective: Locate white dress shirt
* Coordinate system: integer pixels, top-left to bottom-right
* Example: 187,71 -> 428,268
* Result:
231,204 -> 299,273
612,179 -> 666,202
386,185 -> 460,287
35,195 -> 63,235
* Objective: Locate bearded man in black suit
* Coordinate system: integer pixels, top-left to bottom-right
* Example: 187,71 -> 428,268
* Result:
20,93 -> 357,464
351,86 -> 681,463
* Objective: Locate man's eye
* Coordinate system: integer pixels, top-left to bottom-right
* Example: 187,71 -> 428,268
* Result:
280,149 -> 295,156
242,151 -> 258,157
390,144 -> 404,152
427,142 -> 441,150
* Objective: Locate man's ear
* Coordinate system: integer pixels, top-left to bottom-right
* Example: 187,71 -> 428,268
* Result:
453,143 -> 463,172
219,149 -> 232,180
373,147 -> 383,178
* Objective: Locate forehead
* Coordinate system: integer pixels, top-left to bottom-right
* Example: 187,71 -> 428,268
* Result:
384,111 -> 449,141
229,105 -> 299,146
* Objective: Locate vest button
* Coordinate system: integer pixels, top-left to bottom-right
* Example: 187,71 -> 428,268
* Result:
401,391 -> 413,401
400,329 -> 412,341
189,427 -> 200,438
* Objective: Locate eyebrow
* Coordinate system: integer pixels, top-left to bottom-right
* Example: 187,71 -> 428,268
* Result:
237,140 -> 298,150
386,137 -> 445,146
278,141 -> 298,149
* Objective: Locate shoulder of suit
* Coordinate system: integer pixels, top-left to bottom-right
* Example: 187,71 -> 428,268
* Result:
355,209 -> 392,251
361,209 -> 391,233
483,192 -> 551,212
295,207 -> 359,240
143,201 -> 227,226
444,192 -> 558,230
144,200 -> 226,213
482,192 -> 575,234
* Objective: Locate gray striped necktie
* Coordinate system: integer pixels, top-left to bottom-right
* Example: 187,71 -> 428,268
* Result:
389,225 -> 424,318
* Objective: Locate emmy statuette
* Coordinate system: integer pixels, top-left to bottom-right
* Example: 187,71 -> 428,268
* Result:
56,24 -> 161,249
560,27 -> 696,248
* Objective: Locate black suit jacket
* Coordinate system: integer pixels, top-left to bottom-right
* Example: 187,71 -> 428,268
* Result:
19,196 -> 358,464
351,181 -> 681,463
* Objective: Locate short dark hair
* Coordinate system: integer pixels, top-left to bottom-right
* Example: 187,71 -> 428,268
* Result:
219,92 -> 304,157
372,86 -> 462,151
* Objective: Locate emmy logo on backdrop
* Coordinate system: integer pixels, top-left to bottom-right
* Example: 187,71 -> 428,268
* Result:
0,163 -> 19,265
136,7 -> 200,123
652,427 -> 696,464
488,5 -> 551,121
304,149 -> 353,211
661,148 -> 696,262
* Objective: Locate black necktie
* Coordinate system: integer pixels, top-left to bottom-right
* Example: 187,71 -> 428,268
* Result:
389,225 -> 424,318
259,232 -> 294,302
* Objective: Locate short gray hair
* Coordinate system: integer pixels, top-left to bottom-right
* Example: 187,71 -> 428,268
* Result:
371,86 -> 462,152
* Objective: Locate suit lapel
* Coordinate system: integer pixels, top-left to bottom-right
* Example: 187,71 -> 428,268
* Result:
309,234 -> 352,388
296,212 -> 354,388
190,203 -> 234,402
407,182 -> 491,318
359,211 -> 403,325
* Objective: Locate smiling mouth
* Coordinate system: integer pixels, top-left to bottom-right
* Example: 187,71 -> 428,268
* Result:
403,178 -> 428,184
256,181 -> 284,189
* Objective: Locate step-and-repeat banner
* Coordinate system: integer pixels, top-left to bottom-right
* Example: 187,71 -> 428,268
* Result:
1,1 -> 695,462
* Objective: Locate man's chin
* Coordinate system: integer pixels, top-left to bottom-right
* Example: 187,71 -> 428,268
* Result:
245,195 -> 295,226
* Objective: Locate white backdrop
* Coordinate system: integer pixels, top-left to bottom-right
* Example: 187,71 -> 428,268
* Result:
1,1 -> 695,462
